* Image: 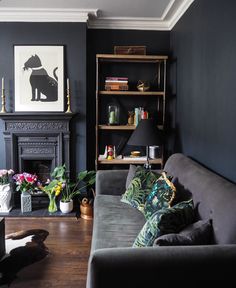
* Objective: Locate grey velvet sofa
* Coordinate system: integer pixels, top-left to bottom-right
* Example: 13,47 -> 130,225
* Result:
87,153 -> 236,288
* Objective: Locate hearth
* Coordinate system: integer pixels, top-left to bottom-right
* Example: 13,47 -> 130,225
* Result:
0,113 -> 75,208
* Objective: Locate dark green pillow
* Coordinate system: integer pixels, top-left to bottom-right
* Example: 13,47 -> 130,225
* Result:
133,199 -> 194,247
121,166 -> 160,213
144,172 -> 176,219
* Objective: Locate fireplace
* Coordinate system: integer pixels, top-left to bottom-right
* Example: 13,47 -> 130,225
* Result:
1,113 -> 75,207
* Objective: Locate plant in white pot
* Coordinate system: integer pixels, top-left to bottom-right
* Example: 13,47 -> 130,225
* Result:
51,165 -> 96,214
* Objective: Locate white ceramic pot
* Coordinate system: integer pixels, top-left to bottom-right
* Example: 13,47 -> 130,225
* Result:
0,183 -> 12,212
60,199 -> 73,214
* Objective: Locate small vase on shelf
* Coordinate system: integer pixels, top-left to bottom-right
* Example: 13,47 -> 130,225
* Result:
48,194 -> 57,213
21,191 -> 32,213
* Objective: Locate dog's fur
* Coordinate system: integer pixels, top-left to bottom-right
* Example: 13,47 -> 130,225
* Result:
23,54 -> 58,102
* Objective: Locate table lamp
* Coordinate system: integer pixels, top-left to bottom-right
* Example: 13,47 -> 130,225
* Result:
127,118 -> 162,169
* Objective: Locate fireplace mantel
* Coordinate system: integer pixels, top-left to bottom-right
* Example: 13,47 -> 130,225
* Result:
0,112 -> 75,121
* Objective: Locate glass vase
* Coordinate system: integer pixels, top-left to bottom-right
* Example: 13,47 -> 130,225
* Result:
48,194 -> 57,213
108,105 -> 119,125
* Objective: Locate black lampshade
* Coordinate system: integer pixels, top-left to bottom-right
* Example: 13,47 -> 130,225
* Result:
127,119 -> 162,146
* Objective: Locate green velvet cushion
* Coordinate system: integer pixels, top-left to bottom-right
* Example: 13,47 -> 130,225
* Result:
121,166 -> 160,213
144,172 -> 176,219
133,199 -> 194,247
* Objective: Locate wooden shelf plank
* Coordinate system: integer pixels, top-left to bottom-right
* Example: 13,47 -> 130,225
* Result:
99,91 -> 165,96
98,158 -> 162,165
96,54 -> 168,61
98,125 -> 135,130
98,125 -> 163,130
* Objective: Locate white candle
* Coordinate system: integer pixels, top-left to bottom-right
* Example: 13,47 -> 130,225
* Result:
1,77 -> 4,90
67,78 -> 70,90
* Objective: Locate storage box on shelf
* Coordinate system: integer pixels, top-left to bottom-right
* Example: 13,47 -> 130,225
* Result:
95,54 -> 168,170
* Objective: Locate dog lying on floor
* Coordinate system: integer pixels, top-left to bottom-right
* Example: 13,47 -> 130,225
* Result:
0,229 -> 49,286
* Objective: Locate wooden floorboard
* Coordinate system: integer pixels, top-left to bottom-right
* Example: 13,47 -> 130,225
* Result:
4,217 -> 93,288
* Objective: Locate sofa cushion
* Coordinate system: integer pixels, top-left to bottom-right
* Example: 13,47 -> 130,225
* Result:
154,219 -> 213,246
133,199 -> 194,247
125,164 -> 138,190
144,172 -> 176,219
91,195 -> 146,251
121,166 -> 160,213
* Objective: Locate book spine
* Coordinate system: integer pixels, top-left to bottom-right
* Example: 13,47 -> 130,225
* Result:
105,77 -> 128,81
105,81 -> 128,85
105,84 -> 129,91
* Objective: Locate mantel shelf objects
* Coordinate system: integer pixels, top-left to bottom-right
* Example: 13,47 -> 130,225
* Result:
95,53 -> 168,170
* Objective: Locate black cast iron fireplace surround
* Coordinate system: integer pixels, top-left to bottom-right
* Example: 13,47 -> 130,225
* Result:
0,112 -> 76,216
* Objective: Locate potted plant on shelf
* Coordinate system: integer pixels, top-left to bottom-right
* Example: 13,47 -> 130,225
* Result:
50,164 -> 96,215
0,169 -> 14,212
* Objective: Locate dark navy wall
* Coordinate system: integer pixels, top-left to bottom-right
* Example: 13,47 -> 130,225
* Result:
171,0 -> 236,183
87,29 -> 170,169
0,22 -> 87,173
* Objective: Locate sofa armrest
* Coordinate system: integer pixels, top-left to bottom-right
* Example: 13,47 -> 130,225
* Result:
95,170 -> 128,196
87,245 -> 236,288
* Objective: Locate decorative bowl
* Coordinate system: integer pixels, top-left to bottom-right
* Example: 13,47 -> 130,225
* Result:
131,151 -> 141,157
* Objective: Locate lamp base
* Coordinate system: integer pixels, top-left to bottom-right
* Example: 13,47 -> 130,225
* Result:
144,162 -> 151,170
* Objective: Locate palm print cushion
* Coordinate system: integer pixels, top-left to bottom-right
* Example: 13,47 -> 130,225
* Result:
143,171 -> 176,219
133,199 -> 194,247
121,166 -> 160,213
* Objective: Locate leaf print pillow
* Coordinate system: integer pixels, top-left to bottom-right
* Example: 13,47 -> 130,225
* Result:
121,166 -> 160,213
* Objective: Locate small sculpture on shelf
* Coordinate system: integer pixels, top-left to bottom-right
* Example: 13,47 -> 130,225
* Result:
127,111 -> 134,125
137,80 -> 150,92
107,145 -> 116,160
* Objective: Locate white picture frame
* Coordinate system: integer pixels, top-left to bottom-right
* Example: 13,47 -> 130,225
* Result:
14,45 -> 64,112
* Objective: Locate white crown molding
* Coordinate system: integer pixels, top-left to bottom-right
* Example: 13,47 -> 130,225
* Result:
0,8 -> 98,22
0,0 -> 194,30
160,0 -> 176,20
88,17 -> 169,31
168,0 -> 195,29
88,0 -> 194,30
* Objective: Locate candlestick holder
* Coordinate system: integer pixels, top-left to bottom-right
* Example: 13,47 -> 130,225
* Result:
0,88 -> 7,113
65,88 -> 72,113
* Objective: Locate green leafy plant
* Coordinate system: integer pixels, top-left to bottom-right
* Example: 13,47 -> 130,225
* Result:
51,164 -> 96,203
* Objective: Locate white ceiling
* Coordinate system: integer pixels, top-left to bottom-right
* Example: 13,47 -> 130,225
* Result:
0,0 -> 194,30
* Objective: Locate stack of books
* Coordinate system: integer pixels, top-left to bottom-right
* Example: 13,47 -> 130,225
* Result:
105,77 -> 128,91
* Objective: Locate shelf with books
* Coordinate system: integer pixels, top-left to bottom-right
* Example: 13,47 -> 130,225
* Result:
95,53 -> 167,170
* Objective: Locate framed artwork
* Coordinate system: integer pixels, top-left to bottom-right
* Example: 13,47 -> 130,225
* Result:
14,45 -> 64,112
